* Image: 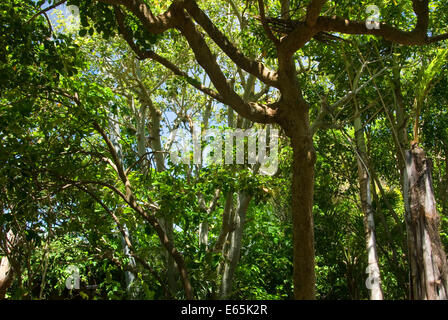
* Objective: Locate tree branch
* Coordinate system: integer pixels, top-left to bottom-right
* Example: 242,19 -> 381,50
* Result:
99,0 -> 177,34
182,0 -> 279,88
305,0 -> 327,27
280,0 -> 445,54
257,0 -> 279,45
75,184 -> 174,298
175,7 -> 278,124
113,6 -> 226,104
314,0 -> 438,46
27,0 -> 67,24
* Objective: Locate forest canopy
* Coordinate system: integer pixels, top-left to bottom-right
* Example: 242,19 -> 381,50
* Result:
0,0 -> 448,300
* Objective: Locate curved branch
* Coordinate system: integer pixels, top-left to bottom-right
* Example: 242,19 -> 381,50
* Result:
281,0 -> 445,54
109,1 -> 279,123
175,8 -> 278,124
257,0 -> 279,45
27,0 -> 67,24
99,0 -> 177,34
183,0 -> 280,88
61,178 -> 193,299
315,16 -> 430,45
75,184 -> 174,298
113,6 -> 226,104
314,0 -> 437,45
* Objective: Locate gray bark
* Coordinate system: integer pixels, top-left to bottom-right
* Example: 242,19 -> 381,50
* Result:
143,95 -> 177,297
109,113 -> 138,298
403,145 -> 448,300
199,221 -> 208,248
391,64 -> 448,299
134,97 -> 147,166
0,256 -> 13,300
0,230 -> 17,299
219,192 -> 251,299
214,192 -> 234,256
354,115 -> 384,300
216,72 -> 264,298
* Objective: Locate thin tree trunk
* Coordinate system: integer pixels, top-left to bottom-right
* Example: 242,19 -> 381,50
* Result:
160,218 -> 177,296
370,173 -> 407,289
136,87 -> 178,297
198,189 -> 220,250
147,99 -> 178,297
120,224 -> 137,296
38,240 -> 50,299
403,145 -> 448,300
354,115 -> 384,300
214,192 -> 234,256
110,113 -> 138,298
147,100 -> 165,172
216,79 -> 258,299
199,221 -> 208,248
219,192 -> 251,299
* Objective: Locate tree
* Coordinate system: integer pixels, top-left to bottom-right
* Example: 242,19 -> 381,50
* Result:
2,0 -> 448,301
65,0 -> 448,299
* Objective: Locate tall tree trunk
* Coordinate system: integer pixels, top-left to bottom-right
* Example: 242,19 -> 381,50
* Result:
0,256 -> 13,299
219,192 -> 251,299
160,218 -> 177,296
391,65 -> 408,180
214,191 -> 234,299
150,103 -> 178,297
199,221 -> 209,248
216,83 -> 257,298
290,134 -> 316,300
120,224 -> 137,297
141,94 -> 178,297
391,63 -> 448,299
403,145 -> 448,300
110,113 -> 138,298
276,44 -> 317,299
354,115 -> 384,300
136,84 -> 178,297
0,230 -> 16,299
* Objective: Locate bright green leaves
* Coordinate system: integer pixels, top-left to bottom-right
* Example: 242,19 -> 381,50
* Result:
68,0 -> 117,40
415,48 -> 448,104
70,0 -> 162,49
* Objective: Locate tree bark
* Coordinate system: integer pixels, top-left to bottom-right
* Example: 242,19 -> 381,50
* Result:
135,85 -> 179,297
404,145 -> 448,300
354,115 -> 384,300
290,134 -> 316,300
110,113 -> 139,298
219,192 -> 251,299
0,256 -> 13,299
0,230 -> 16,299
109,0 -> 448,300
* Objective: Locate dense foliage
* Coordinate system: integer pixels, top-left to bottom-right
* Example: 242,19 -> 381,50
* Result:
1,0 -> 447,300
